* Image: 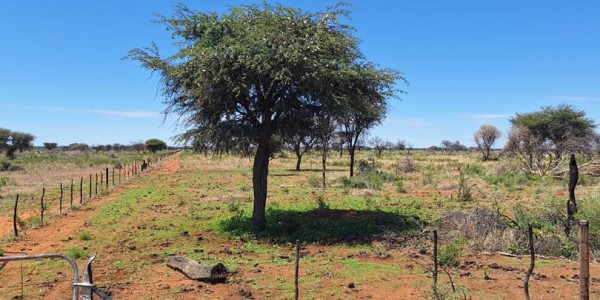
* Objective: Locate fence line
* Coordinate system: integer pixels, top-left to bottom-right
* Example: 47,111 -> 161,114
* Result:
8,152 -> 173,239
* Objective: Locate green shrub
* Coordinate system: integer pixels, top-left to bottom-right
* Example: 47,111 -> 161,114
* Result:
78,231 -> 93,241
0,248 -> 4,256
455,173 -> 473,202
307,175 -> 322,188
395,180 -> 407,193
66,246 -> 88,259
438,238 -> 465,267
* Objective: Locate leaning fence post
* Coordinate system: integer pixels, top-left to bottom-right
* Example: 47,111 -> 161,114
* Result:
13,194 -> 19,237
40,187 -> 45,226
432,230 -> 438,299
295,239 -> 300,300
580,220 -> 590,300
59,182 -> 63,214
524,224 -> 534,300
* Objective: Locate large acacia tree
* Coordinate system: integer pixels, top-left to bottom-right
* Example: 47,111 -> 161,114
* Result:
129,3 -> 401,229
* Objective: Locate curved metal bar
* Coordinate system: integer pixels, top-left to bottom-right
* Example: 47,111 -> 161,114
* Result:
0,253 -> 79,300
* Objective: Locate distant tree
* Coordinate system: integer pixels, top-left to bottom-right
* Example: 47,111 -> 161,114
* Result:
474,124 -> 501,161
338,65 -> 400,177
128,3 -> 403,229
504,105 -> 598,175
315,115 -> 337,188
396,140 -> 407,151
11,132 -> 35,153
0,128 -> 10,153
130,142 -> 146,152
370,137 -> 386,156
145,139 -> 167,153
43,142 -> 58,150
441,140 -> 466,153
69,143 -> 90,151
283,113 -> 317,171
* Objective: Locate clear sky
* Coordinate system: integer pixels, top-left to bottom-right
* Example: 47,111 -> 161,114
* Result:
1,1 -> 599,148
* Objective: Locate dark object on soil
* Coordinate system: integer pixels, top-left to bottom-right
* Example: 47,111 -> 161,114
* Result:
166,256 -> 228,283
141,160 -> 148,171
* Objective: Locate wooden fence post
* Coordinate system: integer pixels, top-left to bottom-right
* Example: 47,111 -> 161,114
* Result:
580,220 -> 590,300
59,182 -> 63,214
524,224 -> 534,300
112,167 -> 115,186
432,230 -> 438,299
13,194 -> 19,237
100,171 -> 103,191
89,174 -> 92,199
295,239 -> 300,300
40,187 -> 45,226
95,173 -> 98,195
106,167 -> 109,190
70,179 -> 74,206
80,177 -> 83,204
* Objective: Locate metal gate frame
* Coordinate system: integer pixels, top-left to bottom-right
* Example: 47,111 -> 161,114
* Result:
0,253 -> 112,300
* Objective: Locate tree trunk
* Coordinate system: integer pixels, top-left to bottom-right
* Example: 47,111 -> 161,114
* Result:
252,138 -> 270,230
322,147 -> 327,188
294,147 -> 302,171
349,147 -> 356,177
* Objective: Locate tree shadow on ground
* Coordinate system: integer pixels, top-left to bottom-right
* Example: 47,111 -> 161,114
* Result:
219,208 -> 423,245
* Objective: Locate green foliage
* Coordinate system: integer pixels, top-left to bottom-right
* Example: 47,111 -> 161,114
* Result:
66,246 -> 88,259
43,142 -> 58,150
455,173 -> 473,202
438,238 -> 465,267
0,248 -> 4,256
145,139 -> 167,153
395,180 -> 407,193
78,231 -> 93,241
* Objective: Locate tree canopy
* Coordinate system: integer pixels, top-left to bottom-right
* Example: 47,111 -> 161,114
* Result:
128,3 -> 403,229
145,138 -> 168,152
505,105 -> 598,175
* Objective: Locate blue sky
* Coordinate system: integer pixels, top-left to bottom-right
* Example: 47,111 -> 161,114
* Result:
1,1 -> 599,148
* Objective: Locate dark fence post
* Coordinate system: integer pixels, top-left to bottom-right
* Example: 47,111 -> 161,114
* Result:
59,182 -> 63,214
112,167 -> 115,187
524,224 -> 534,300
80,177 -> 83,204
95,173 -> 98,195
295,239 -> 300,300
106,167 -> 109,190
432,230 -> 438,299
40,187 -> 45,226
70,179 -> 74,206
89,174 -> 92,199
13,194 -> 19,237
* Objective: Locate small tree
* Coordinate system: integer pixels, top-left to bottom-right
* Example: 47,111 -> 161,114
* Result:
474,124 -> 501,160
11,132 -> 35,153
145,139 -> 167,153
505,105 -> 598,175
370,136 -> 385,156
43,143 -> 58,150
396,140 -> 407,151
